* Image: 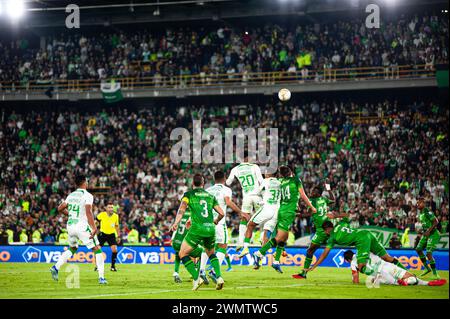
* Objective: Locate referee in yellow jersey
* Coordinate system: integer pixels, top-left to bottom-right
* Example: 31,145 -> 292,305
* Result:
96,203 -> 121,271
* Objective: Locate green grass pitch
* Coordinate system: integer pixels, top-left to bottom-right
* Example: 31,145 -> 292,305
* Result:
0,263 -> 448,299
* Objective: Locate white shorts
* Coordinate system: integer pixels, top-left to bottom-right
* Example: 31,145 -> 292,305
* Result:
242,194 -> 263,215
378,262 -> 407,285
215,223 -> 228,245
67,223 -> 99,250
251,204 -> 279,227
262,209 -> 278,233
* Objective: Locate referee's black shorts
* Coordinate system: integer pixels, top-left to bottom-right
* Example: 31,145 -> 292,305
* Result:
98,232 -> 118,247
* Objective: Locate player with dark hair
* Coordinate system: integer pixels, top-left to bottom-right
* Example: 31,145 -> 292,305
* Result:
171,173 -> 226,290
306,221 -> 406,277
343,250 -> 446,287
415,198 -> 441,279
253,166 -> 316,273
50,174 -> 107,284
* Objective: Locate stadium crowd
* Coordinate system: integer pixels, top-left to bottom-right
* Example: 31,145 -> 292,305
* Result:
0,95 -> 448,246
0,13 -> 448,87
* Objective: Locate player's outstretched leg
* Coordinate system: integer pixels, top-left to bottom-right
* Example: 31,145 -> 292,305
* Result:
293,244 -> 319,279
253,238 -> 277,269
271,241 -> 285,273
94,247 -> 107,284
208,253 -> 224,290
51,246 -> 77,281
173,255 -> 182,283
236,220 -> 248,252
426,252 -> 440,279
199,252 -> 210,285
225,253 -> 233,271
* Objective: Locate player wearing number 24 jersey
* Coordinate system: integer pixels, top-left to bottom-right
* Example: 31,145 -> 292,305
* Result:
50,174 -> 107,285
171,174 -> 226,291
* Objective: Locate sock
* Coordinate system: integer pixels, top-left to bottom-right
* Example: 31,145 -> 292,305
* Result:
216,247 -> 227,266
225,255 -> 232,268
95,249 -> 105,279
429,259 -> 437,275
275,242 -> 286,262
259,238 -> 277,256
303,254 -> 313,271
417,278 -> 428,286
418,253 -> 431,270
393,258 -> 407,271
55,249 -> 74,270
209,253 -> 222,278
182,256 -> 199,280
244,237 -> 251,250
174,255 -> 181,273
405,276 -> 419,285
200,252 -> 208,272
111,252 -> 117,267
238,221 -> 248,246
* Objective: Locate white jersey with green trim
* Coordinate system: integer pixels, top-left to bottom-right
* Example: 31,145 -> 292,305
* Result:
259,177 -> 281,206
206,183 -> 232,226
226,163 -> 264,196
64,188 -> 94,228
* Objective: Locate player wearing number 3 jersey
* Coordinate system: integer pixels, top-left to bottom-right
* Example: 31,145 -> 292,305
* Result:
226,158 -> 264,252
171,174 -> 226,291
50,174 -> 107,285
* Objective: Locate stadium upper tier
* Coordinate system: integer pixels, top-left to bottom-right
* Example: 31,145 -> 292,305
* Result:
0,13 -> 447,94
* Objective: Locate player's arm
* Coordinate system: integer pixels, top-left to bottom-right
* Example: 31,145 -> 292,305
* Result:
300,187 -> 316,213
115,215 -> 121,243
171,199 -> 188,231
225,168 -> 236,186
424,215 -> 439,237
328,211 -> 349,219
86,204 -> 98,239
225,196 -> 250,221
255,166 -> 264,186
307,247 -> 331,271
352,269 -> 360,284
213,205 -> 225,225
57,201 -> 68,213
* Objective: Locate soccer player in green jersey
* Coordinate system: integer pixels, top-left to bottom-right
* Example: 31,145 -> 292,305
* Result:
415,198 -> 441,279
170,174 -> 226,291
292,184 -> 347,279
306,221 -> 407,276
171,208 -> 204,283
253,166 -> 316,273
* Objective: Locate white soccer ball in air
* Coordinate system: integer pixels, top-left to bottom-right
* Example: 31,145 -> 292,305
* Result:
278,88 -> 291,102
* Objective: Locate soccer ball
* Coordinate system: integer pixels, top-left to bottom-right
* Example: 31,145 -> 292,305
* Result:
278,88 -> 291,102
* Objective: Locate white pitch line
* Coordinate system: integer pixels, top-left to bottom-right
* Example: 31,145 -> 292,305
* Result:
69,283 -> 352,299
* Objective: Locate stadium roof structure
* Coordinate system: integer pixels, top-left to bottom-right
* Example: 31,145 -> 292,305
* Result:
4,0 -> 447,28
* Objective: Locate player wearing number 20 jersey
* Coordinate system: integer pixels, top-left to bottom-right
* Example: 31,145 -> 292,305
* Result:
226,161 -> 264,250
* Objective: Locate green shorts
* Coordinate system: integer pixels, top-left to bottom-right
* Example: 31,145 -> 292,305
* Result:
355,230 -> 387,264
183,229 -> 216,251
276,210 -> 296,232
416,231 -> 440,253
311,230 -> 328,246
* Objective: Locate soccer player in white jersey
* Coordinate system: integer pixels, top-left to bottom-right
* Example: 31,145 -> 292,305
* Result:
238,172 -> 281,258
50,174 -> 107,285
199,171 -> 246,284
226,155 -> 264,252
343,250 -> 447,287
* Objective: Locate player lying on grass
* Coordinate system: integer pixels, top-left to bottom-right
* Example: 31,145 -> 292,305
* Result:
239,171 -> 281,259
203,171 -> 246,284
293,184 -> 348,279
306,221 -> 407,277
415,198 -> 442,279
253,166 -> 316,273
50,174 -> 107,285
343,250 -> 447,287
170,174 -> 225,291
